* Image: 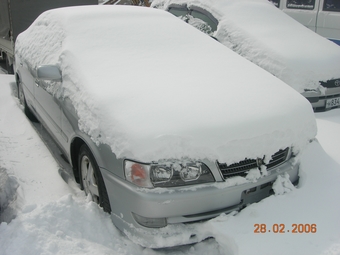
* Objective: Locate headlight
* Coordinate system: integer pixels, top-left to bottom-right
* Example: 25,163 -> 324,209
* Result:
124,160 -> 215,188
180,163 -> 201,181
150,165 -> 173,184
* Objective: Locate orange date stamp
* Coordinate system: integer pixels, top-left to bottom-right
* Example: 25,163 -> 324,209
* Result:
254,224 -> 317,234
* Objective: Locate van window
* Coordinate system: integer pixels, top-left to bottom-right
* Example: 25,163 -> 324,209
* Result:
287,0 -> 315,9
323,0 -> 340,11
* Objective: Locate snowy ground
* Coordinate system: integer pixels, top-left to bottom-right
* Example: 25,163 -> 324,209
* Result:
0,73 -> 339,255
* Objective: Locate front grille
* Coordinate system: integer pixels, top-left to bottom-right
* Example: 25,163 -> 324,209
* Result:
265,148 -> 289,169
217,147 -> 289,179
217,159 -> 257,178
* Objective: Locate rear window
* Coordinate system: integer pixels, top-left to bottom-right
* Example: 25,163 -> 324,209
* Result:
269,0 -> 280,7
167,5 -> 218,36
168,6 -> 189,18
189,8 -> 218,35
287,0 -> 315,10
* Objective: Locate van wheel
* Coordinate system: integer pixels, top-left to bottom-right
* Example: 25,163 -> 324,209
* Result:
3,52 -> 13,74
18,81 -> 38,122
78,144 -> 111,213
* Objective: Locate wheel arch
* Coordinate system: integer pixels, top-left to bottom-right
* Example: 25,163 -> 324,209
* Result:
70,137 -> 86,183
70,134 -> 124,182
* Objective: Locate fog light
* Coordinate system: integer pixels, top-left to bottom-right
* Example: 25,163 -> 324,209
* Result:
132,213 -> 167,228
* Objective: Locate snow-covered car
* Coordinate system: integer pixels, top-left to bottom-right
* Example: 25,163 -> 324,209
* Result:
151,0 -> 340,111
15,5 -> 316,248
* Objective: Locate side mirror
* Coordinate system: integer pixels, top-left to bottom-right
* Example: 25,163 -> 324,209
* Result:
37,65 -> 62,81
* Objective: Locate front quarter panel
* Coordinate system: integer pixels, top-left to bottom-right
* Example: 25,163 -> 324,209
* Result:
59,97 -> 125,179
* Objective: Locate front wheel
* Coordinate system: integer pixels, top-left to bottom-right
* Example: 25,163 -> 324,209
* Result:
78,144 -> 111,213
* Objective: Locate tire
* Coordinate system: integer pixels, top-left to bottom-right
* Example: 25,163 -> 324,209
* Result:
0,52 -> 5,63
5,58 -> 14,74
78,144 -> 111,213
2,52 -> 14,74
17,81 -> 38,122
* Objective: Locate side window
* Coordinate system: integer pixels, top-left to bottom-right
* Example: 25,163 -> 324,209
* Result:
287,0 -> 315,9
188,8 -> 218,36
323,0 -> 340,11
269,0 -> 280,7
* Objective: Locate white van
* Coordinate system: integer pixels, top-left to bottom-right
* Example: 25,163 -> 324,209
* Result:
270,0 -> 340,45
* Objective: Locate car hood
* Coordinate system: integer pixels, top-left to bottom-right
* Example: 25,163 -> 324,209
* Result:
15,6 -> 317,163
152,0 -> 340,93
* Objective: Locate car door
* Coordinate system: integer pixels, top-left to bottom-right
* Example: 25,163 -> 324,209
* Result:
34,78 -> 65,147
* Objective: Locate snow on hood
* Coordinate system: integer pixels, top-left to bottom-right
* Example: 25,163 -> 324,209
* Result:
15,5 -> 316,163
151,0 -> 340,93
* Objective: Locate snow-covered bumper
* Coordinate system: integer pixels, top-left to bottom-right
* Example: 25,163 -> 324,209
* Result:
101,156 -> 299,248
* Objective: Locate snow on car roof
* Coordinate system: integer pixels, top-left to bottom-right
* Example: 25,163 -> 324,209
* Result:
15,5 -> 316,163
152,0 -> 340,93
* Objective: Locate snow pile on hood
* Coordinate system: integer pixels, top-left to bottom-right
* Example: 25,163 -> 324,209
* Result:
15,6 -> 317,163
152,0 -> 340,93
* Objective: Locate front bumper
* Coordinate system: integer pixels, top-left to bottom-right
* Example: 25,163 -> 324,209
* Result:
101,158 -> 299,248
